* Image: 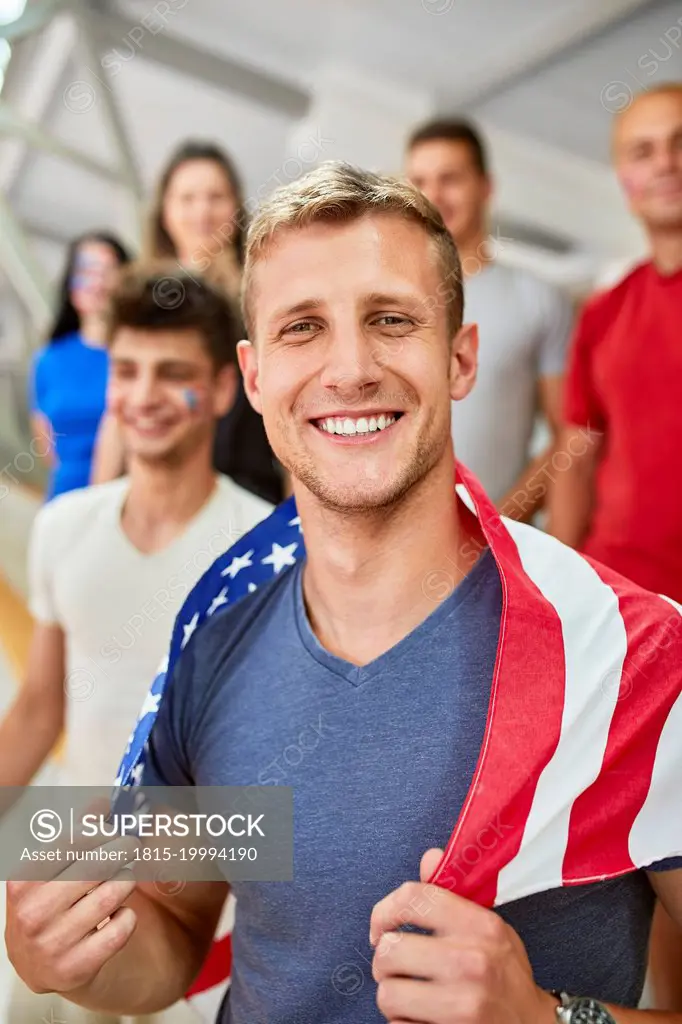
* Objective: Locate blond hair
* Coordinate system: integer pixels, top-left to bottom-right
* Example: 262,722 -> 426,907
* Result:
241,161 -> 463,338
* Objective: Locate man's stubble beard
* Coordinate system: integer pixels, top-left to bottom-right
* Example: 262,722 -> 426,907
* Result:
272,406 -> 452,516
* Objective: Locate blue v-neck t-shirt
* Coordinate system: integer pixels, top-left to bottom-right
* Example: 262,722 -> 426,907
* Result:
143,551 -> 670,1022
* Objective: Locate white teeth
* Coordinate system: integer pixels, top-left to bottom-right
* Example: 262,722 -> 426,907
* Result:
317,413 -> 399,434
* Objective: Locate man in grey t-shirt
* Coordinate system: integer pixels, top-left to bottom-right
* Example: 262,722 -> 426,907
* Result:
407,119 -> 573,516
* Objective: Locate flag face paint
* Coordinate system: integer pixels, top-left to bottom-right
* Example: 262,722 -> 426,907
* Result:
70,253 -> 110,293
184,388 -> 199,412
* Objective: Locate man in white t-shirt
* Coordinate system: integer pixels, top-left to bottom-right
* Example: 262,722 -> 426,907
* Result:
0,267 -> 271,789
0,267 -> 270,1023
406,119 -> 574,518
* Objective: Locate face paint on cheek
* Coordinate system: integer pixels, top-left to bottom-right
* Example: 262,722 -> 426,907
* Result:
70,254 -> 108,294
183,388 -> 200,413
70,273 -> 88,292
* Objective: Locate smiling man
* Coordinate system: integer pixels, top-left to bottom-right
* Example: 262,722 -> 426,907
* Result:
0,267 -> 270,792
550,84 -> 682,602
6,164 -> 682,1024
1,268 -> 271,1024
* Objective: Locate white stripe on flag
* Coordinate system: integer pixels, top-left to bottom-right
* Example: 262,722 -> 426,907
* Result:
495,524 -> 628,904
455,482 -> 476,514
629,601 -> 682,867
188,983 -> 230,1022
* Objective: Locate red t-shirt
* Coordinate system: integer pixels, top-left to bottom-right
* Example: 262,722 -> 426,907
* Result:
565,261 -> 682,602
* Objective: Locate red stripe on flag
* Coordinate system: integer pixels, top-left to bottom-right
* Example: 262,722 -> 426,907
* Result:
186,934 -> 232,997
561,561 -> 681,884
430,466 -> 567,907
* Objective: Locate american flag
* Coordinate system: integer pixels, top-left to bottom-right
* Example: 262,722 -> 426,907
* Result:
115,463 -> 682,1018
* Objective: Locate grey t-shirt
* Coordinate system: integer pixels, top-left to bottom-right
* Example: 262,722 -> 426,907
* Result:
453,263 -> 573,502
144,550 -> 670,1023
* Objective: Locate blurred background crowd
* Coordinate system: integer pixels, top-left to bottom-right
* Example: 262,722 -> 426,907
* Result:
0,0 -> 680,1020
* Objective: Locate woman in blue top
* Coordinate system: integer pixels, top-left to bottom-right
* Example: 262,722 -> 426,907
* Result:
30,232 -> 131,500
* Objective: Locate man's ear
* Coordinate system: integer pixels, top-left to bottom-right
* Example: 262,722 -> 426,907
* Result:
237,339 -> 263,414
450,322 -> 478,402
214,363 -> 238,418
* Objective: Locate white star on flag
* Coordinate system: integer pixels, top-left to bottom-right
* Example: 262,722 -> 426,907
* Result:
262,541 -> 298,574
221,550 -> 254,579
41,1011 -> 67,1024
248,582 -> 258,593
156,653 -> 169,675
139,691 -> 161,719
181,612 -> 199,649
288,515 -> 303,533
131,761 -> 145,785
208,588 -> 229,616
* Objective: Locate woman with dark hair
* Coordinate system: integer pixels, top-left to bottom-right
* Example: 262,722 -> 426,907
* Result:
92,140 -> 285,504
30,232 -> 131,500
145,139 -> 246,285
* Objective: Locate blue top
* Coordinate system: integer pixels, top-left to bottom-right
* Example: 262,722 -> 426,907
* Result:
30,332 -> 108,500
143,551 -> 672,1023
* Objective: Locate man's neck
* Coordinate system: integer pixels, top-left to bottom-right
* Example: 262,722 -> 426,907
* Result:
454,227 -> 493,277
79,314 -> 108,347
296,456 -> 485,666
648,229 -> 682,275
121,446 -> 217,554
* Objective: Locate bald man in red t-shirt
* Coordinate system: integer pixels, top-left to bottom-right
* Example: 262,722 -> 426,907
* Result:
550,84 -> 682,1011
550,84 -> 682,604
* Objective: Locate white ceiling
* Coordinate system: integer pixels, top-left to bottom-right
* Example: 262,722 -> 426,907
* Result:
0,0 -> 678,301
120,0 -> 654,112
118,0 -> 680,167
472,0 -> 682,163
16,51 -> 294,243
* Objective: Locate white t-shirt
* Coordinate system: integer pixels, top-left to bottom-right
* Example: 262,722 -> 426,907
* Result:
452,263 -> 573,502
28,475 -> 272,785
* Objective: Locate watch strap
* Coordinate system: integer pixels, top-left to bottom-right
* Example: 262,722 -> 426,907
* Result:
551,991 -> 618,1023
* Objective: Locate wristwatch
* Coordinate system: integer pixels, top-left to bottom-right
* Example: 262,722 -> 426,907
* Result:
552,991 -> 618,1023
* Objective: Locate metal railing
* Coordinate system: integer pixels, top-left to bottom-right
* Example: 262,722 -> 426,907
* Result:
0,364 -> 46,490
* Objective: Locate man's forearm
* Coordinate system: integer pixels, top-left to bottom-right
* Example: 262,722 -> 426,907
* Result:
547,461 -> 595,548
497,443 -> 559,524
0,696 -> 61,787
66,887 -> 212,1015
545,425 -> 602,547
648,903 -> 682,1012
90,413 -> 125,485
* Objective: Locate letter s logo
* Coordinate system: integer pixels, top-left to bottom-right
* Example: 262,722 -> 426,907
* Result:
29,809 -> 63,843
